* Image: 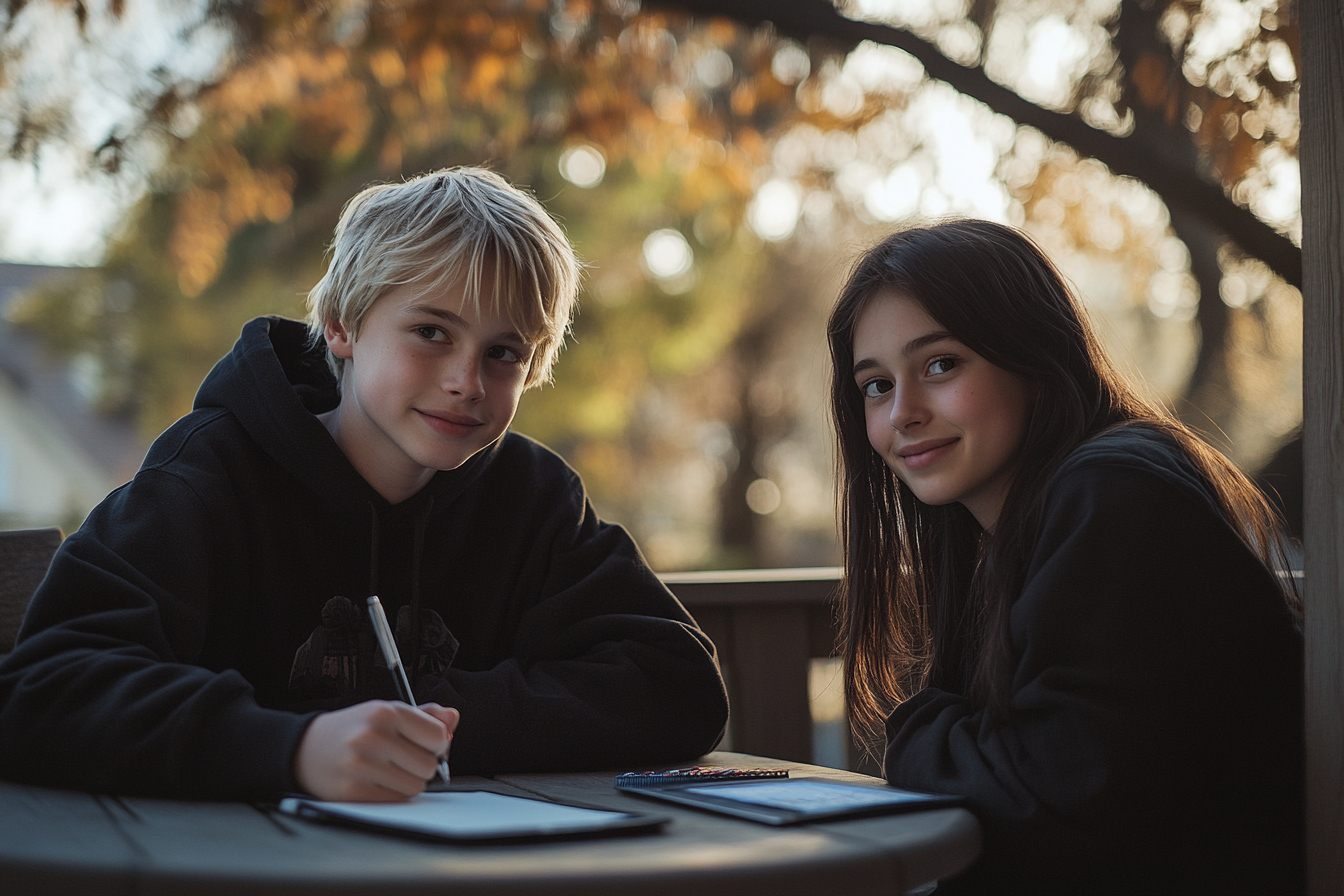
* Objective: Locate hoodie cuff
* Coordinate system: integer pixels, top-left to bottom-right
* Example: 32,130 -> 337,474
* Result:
190,697 -> 320,799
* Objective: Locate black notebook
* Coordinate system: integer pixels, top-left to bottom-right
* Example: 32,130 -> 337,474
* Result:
618,778 -> 961,825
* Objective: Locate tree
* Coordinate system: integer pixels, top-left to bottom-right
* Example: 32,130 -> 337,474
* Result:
656,0 -> 1301,450
1,0 -> 1303,563
4,0 -> 853,565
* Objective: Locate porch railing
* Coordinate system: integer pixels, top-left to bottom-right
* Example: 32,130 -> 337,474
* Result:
660,567 -> 878,774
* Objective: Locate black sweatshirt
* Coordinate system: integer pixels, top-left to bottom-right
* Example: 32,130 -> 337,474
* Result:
884,426 -> 1304,894
0,316 -> 728,799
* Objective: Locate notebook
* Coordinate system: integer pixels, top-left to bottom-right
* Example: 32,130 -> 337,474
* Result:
618,778 -> 961,825
278,790 -> 666,841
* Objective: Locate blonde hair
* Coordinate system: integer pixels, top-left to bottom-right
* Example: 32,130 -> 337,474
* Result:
306,167 -> 581,388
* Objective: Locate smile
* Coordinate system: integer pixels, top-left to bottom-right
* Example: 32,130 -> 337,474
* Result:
897,438 -> 958,470
417,409 -> 483,437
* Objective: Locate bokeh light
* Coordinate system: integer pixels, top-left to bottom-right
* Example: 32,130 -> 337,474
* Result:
748,179 -> 802,242
745,478 -> 781,515
642,228 -> 694,280
558,144 -> 606,188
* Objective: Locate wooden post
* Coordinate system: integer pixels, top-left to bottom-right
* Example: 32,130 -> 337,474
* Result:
664,569 -> 841,764
730,604 -> 813,762
1302,1 -> 1344,892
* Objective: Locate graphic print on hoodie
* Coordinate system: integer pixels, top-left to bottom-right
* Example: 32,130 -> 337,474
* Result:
289,597 -> 459,701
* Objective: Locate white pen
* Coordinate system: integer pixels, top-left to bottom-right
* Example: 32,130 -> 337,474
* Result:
367,595 -> 451,785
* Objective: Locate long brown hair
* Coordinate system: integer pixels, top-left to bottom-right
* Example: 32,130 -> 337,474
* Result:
827,220 -> 1298,741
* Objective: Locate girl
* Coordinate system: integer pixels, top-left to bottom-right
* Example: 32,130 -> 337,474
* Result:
827,220 -> 1302,894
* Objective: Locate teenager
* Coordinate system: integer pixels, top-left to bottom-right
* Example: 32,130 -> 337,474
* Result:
0,168 -> 728,802
827,219 -> 1302,894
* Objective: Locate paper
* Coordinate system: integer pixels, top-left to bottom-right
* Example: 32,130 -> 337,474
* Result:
682,780 -> 937,812
280,790 -> 645,839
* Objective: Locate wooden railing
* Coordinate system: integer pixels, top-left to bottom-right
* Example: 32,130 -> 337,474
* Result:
660,568 -> 877,773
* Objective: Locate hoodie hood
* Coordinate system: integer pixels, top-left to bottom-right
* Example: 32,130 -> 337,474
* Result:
193,316 -> 498,515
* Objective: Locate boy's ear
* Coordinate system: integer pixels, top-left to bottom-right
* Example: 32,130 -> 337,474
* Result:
325,320 -> 355,360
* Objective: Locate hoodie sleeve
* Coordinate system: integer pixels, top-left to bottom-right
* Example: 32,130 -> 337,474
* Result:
881,460 -> 1302,894
0,468 -> 314,799
415,480 -> 729,774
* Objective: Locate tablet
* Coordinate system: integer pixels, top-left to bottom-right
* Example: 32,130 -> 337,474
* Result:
618,778 -> 961,825
279,790 -> 667,841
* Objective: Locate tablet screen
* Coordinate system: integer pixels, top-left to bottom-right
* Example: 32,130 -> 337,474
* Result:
682,780 -> 936,813
280,791 -> 663,840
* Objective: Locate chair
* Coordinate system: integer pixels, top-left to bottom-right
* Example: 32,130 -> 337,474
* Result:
0,527 -> 63,654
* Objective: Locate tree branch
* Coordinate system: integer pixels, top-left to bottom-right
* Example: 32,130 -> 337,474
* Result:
657,0 -> 1302,288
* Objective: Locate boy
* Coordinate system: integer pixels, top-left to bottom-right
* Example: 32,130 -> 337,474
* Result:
0,168 -> 728,801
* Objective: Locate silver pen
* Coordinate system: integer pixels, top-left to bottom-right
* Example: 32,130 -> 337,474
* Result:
367,595 -> 451,784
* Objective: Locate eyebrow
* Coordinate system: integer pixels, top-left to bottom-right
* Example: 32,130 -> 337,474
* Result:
405,303 -> 531,347
852,331 -> 957,377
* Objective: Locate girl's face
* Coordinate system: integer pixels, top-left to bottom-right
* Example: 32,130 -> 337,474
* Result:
851,290 -> 1030,531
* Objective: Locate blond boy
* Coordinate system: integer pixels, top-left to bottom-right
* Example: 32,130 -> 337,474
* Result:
0,168 -> 728,800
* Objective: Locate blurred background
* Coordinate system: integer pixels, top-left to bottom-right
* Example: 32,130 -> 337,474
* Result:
0,0 -> 1302,568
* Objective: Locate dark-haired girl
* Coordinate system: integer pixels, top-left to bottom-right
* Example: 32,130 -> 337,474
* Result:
828,220 -> 1302,894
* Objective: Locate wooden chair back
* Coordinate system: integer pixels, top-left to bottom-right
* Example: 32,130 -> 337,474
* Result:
0,528 -> 63,653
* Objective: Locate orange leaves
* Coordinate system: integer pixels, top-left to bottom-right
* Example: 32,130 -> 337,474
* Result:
58,0 -> 839,447
416,44 -> 451,106
169,189 -> 229,298
730,80 -> 757,117
464,53 -> 508,102
169,156 -> 296,296
732,126 -> 766,165
210,45 -> 367,151
575,84 -> 609,118
368,48 -> 406,87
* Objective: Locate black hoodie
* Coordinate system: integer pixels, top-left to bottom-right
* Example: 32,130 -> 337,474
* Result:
0,317 -> 728,799
884,426 -> 1304,894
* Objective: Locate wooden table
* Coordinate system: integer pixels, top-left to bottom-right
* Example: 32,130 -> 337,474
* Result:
1,752 -> 980,896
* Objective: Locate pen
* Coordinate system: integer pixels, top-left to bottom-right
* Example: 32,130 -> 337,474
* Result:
367,595 -> 451,785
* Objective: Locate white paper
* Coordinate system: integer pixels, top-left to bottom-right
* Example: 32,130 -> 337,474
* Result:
280,790 -> 634,838
682,780 -> 934,812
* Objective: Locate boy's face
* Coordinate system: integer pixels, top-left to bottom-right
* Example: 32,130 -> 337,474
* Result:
323,273 -> 534,503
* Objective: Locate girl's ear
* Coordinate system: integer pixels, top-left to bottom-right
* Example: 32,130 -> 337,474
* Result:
325,320 -> 355,360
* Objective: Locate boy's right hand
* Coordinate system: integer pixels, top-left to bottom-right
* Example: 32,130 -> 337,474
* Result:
294,701 -> 459,801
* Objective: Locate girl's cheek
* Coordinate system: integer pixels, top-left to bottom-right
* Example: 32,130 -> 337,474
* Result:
864,415 -> 885,453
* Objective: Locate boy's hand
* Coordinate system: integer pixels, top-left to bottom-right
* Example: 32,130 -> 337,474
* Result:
294,701 -> 459,801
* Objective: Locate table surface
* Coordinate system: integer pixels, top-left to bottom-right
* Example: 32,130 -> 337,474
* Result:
1,751 -> 981,896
